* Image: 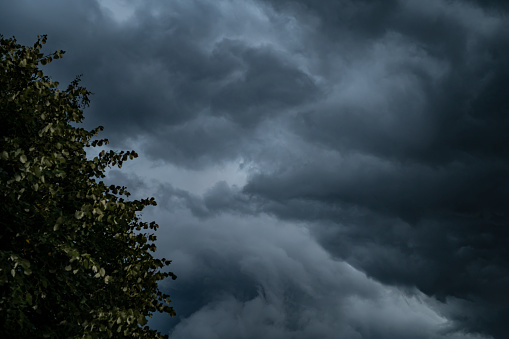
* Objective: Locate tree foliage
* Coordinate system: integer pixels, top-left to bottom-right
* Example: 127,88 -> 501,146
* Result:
0,35 -> 176,338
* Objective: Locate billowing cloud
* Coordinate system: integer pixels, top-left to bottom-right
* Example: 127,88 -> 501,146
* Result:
146,204 -> 490,339
2,0 -> 508,338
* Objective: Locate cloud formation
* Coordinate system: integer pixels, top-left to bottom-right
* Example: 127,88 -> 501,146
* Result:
2,0 -> 508,337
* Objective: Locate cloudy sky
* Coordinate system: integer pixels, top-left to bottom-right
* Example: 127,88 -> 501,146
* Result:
2,0 -> 509,337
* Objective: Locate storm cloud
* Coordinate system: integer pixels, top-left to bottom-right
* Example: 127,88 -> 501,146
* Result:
2,0 -> 508,338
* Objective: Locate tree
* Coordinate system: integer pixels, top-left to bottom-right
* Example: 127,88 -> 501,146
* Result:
0,35 -> 176,338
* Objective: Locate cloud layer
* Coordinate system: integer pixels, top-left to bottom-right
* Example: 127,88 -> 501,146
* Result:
2,0 -> 508,337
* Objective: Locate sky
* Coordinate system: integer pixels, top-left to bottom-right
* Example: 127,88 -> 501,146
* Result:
1,0 -> 508,338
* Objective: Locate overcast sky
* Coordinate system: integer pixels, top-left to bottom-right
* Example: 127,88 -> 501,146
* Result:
2,0 -> 509,338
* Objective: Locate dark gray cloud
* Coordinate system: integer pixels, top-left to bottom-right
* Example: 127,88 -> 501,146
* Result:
2,0 -> 508,338
145,205 -> 481,339
1,0 -> 321,168
240,1 -> 509,337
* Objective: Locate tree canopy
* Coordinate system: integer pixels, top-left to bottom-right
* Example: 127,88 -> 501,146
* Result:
0,35 -> 176,338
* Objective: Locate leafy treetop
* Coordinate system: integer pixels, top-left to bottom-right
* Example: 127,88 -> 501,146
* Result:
0,35 -> 176,338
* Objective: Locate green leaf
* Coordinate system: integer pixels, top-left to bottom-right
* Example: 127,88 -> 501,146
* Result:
75,210 -> 84,219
